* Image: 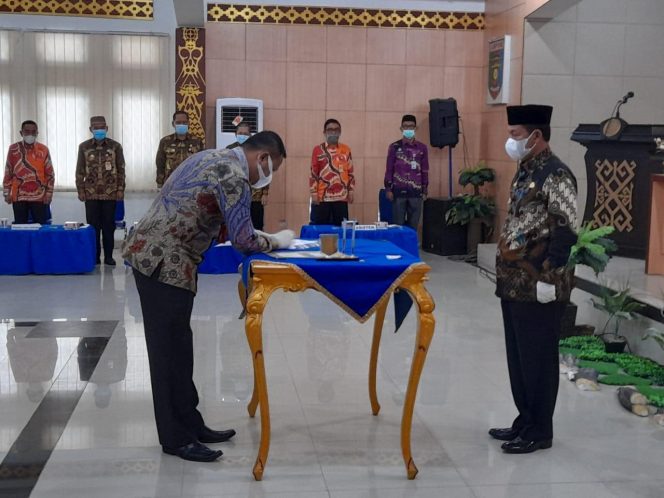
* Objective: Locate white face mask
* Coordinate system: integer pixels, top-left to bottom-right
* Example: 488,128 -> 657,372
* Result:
23,135 -> 36,145
505,132 -> 535,161
252,155 -> 273,189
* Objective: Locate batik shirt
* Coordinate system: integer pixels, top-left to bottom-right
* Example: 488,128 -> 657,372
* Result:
123,148 -> 272,294
155,133 -> 203,187
3,141 -> 54,203
310,142 -> 354,202
384,139 -> 429,197
495,149 -> 578,302
75,138 -> 125,201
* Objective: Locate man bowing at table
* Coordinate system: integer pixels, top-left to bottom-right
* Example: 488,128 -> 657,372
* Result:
123,131 -> 294,463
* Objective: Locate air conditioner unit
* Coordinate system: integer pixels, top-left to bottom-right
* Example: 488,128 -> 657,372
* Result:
215,98 -> 264,149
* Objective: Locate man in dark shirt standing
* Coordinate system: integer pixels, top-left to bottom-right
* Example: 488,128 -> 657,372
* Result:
75,116 -> 125,266
491,104 -> 577,454
155,111 -> 203,188
384,115 -> 429,230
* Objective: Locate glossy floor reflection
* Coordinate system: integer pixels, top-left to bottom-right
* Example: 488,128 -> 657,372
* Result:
1,253 -> 663,497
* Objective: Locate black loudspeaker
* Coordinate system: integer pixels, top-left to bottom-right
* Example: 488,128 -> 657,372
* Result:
429,98 -> 459,148
422,198 -> 467,256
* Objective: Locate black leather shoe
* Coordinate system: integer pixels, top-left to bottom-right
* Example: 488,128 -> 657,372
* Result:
162,442 -> 222,462
488,427 -> 519,441
197,426 -> 236,444
104,258 -> 116,266
501,436 -> 552,454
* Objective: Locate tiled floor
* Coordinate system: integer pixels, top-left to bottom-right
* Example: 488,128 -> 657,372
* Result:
1,251 -> 663,497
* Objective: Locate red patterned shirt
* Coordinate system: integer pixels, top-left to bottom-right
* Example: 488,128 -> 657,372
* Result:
3,141 -> 55,203
310,142 -> 354,202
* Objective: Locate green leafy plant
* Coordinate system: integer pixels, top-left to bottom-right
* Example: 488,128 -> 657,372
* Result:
458,161 -> 495,196
598,373 -> 652,386
642,327 -> 664,350
614,354 -> 664,385
446,162 -> 496,227
636,385 -> 664,408
591,287 -> 645,343
567,223 -> 617,275
577,360 -> 620,375
445,194 -> 496,225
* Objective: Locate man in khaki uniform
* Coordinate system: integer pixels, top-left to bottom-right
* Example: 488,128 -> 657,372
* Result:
156,111 -> 203,188
226,120 -> 268,230
76,116 -> 125,266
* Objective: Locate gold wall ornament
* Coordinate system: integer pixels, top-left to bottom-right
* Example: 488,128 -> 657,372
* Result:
592,159 -> 635,233
0,0 -> 153,19
207,3 -> 484,30
176,27 -> 206,145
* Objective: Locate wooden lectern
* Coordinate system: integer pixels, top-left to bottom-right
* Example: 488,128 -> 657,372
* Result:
571,124 -> 664,258
647,174 -> 664,275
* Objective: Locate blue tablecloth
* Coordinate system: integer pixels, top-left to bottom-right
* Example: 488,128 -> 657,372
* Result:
300,225 -> 419,257
0,225 -> 96,275
199,244 -> 244,274
243,239 -> 420,322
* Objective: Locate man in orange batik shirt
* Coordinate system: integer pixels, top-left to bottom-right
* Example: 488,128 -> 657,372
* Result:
309,118 -> 355,226
3,120 -> 54,224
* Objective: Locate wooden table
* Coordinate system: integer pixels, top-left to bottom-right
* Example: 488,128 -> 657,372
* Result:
240,260 -> 435,481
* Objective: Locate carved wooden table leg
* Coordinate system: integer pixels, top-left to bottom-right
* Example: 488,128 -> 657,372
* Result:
245,277 -> 274,481
399,271 -> 435,479
369,297 -> 388,416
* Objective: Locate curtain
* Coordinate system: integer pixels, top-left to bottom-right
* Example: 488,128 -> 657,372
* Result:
0,30 -> 172,190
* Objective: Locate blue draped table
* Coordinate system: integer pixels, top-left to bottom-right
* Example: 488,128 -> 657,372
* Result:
199,225 -> 419,276
0,225 -> 96,275
199,244 -> 244,274
239,238 -> 435,481
300,224 -> 419,257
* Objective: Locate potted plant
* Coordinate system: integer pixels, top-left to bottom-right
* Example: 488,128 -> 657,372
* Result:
445,161 -> 496,255
591,287 -> 645,353
561,223 -> 618,339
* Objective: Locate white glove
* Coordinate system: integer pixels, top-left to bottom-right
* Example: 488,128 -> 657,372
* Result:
536,281 -> 556,304
255,229 -> 295,250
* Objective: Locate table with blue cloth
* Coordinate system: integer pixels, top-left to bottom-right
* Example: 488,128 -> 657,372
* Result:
300,224 -> 419,257
0,225 -> 96,275
239,239 -> 435,481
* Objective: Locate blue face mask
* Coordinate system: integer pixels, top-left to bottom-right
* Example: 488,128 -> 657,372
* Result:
236,134 -> 249,145
175,124 -> 188,135
92,129 -> 107,141
402,129 -> 415,140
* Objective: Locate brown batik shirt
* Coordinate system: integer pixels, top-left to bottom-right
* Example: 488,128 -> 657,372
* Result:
495,148 -> 578,303
75,138 -> 126,201
155,133 -> 204,187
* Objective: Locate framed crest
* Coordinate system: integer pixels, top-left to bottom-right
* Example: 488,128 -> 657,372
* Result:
487,36 -> 511,105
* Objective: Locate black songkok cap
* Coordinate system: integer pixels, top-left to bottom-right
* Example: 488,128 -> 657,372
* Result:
506,105 -> 552,126
401,114 -> 417,126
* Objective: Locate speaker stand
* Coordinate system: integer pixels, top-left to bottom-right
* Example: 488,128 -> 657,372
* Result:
447,146 -> 453,198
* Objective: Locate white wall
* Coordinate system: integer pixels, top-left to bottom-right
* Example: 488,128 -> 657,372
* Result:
522,0 -> 664,221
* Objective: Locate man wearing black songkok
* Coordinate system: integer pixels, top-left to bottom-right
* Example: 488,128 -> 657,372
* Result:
490,104 -> 578,454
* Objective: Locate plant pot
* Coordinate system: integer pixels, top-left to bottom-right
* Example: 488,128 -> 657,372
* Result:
466,218 -> 483,255
604,338 -> 627,354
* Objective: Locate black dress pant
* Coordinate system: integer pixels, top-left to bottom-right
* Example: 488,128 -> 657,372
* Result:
85,200 -> 116,261
133,269 -> 205,448
500,299 -> 565,442
311,201 -> 348,226
250,200 -> 264,230
13,201 -> 48,224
